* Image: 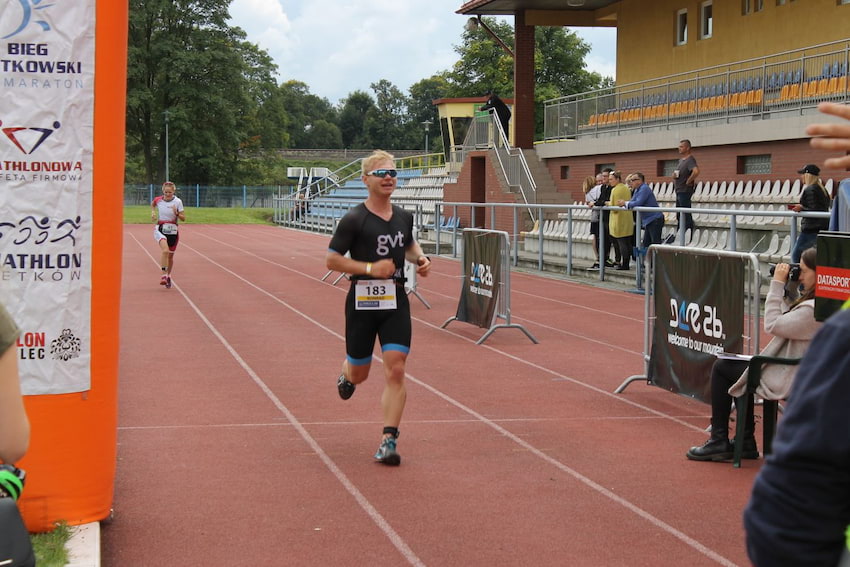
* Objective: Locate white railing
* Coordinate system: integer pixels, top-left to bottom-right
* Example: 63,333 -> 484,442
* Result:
458,111 -> 537,222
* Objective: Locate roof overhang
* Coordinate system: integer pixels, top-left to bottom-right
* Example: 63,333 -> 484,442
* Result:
457,0 -> 619,27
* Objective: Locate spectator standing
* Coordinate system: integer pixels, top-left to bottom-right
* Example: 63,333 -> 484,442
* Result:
292,191 -> 308,221
673,139 -> 700,233
685,248 -> 820,462
594,168 -> 619,268
0,303 -> 29,465
790,163 -> 831,263
621,173 -> 664,249
607,171 -> 634,271
480,91 -> 511,143
584,174 -> 603,269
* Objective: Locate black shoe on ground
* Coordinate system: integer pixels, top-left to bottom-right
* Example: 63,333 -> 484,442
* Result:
604,259 -> 616,268
616,265 -> 630,271
337,374 -> 356,400
686,437 -> 733,461
731,437 -> 760,459
374,436 -> 400,466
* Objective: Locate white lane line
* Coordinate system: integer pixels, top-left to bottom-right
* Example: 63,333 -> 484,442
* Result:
180,231 -> 700,431
118,414 -> 708,431
128,233 -> 426,567
190,229 -> 644,352
136,231 -> 737,567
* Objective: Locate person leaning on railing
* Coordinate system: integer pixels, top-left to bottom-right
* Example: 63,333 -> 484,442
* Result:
620,172 -> 664,249
606,171 -> 634,271
685,247 -> 821,463
583,174 -> 603,269
0,303 -> 30,465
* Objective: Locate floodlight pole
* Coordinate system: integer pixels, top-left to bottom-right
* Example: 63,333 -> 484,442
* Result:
466,16 -> 514,58
422,119 -> 433,152
163,109 -> 170,182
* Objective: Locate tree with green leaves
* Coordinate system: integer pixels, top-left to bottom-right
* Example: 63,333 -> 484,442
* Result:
338,91 -> 377,149
444,17 -> 609,139
363,80 -> 410,150
278,81 -> 340,149
126,0 -> 279,184
407,76 -> 450,153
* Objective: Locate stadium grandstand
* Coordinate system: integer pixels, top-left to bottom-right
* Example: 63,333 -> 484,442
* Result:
279,0 -> 848,280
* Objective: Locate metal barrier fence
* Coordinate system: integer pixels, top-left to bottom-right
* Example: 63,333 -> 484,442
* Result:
269,195 -> 828,295
441,229 -> 537,345
125,184 -> 282,208
455,112 -> 537,220
615,247 -> 763,397
431,200 -> 829,287
272,195 -> 426,234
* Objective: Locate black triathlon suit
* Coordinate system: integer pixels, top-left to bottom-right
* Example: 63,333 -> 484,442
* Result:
328,203 -> 415,365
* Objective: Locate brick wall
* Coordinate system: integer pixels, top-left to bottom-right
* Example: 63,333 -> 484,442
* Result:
442,151 -> 524,233
514,12 -> 535,150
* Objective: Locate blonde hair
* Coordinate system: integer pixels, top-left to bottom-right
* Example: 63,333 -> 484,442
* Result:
610,170 -> 622,182
581,176 -> 596,193
361,150 -> 395,176
803,173 -> 829,199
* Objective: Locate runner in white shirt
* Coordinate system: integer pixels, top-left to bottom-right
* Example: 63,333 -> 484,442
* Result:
151,181 -> 185,288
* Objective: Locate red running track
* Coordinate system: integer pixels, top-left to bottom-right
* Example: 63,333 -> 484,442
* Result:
102,224 -> 763,566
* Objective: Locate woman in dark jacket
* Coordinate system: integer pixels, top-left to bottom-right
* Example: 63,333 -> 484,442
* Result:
790,163 -> 831,263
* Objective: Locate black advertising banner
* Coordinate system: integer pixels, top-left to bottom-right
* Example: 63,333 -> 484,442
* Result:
648,251 -> 744,403
815,232 -> 850,322
455,230 -> 502,328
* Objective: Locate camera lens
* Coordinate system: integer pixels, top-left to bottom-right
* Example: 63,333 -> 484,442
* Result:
789,265 -> 801,281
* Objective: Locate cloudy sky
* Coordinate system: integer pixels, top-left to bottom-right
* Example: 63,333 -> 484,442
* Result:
228,0 -> 617,105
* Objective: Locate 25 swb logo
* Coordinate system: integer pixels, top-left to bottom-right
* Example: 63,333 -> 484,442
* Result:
668,298 -> 725,339
470,262 -> 493,286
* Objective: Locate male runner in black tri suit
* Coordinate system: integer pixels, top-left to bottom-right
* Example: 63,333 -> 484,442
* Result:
326,150 -> 431,466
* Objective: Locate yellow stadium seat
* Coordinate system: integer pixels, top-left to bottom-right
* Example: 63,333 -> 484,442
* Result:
827,77 -> 839,95
789,83 -> 800,99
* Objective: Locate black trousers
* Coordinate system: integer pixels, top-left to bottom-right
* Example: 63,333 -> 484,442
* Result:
601,213 -> 620,263
614,236 -> 632,268
710,358 -> 754,439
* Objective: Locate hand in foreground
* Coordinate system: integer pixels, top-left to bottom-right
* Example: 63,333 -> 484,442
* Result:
370,258 -> 396,279
416,256 -> 431,277
771,262 -> 791,283
806,102 -> 850,170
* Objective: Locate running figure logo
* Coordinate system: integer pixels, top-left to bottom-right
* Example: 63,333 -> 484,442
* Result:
3,0 -> 55,39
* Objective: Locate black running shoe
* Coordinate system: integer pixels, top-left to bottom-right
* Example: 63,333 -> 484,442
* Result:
374,436 -> 400,466
337,374 -> 355,400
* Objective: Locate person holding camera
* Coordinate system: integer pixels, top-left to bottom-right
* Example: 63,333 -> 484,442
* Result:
686,247 -> 820,461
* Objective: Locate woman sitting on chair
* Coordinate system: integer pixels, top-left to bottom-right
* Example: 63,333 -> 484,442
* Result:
686,247 -> 821,462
